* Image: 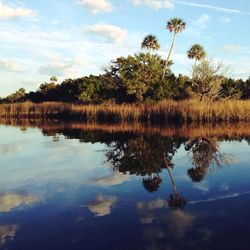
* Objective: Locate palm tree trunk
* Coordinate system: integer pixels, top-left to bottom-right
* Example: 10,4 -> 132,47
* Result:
162,32 -> 177,79
163,155 -> 178,195
192,59 -> 197,79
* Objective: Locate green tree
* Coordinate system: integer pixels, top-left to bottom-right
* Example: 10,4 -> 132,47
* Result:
163,17 -> 186,78
141,34 -> 160,53
106,53 -> 168,102
5,88 -> 26,103
50,76 -> 58,82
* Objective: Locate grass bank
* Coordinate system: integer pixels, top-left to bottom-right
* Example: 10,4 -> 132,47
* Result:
0,100 -> 250,123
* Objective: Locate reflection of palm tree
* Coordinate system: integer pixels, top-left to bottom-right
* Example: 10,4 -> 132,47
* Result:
143,175 -> 162,193
163,154 -> 186,208
185,137 -> 231,182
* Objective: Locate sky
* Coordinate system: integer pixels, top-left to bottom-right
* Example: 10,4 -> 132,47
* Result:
0,0 -> 250,97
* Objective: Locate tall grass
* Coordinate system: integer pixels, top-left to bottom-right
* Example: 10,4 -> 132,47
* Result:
1,118 -> 250,139
0,100 -> 250,123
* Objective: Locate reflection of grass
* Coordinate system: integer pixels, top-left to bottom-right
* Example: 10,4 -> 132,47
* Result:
0,100 -> 250,123
1,118 -> 250,139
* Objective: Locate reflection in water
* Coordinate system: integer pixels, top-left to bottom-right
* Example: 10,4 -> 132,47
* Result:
86,194 -> 117,217
105,133 -> 188,207
91,171 -> 129,187
185,137 -> 232,182
0,120 -> 249,250
0,192 -> 39,213
142,175 -> 162,193
0,225 -> 17,247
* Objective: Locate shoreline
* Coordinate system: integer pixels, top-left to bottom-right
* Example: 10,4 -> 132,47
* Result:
0,100 -> 250,123
1,118 -> 250,139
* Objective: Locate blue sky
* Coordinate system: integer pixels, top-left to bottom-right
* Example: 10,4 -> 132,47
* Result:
0,0 -> 250,97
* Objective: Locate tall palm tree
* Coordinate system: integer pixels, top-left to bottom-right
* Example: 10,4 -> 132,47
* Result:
163,18 -> 186,78
187,44 -> 206,67
163,154 -> 186,208
141,34 -> 160,53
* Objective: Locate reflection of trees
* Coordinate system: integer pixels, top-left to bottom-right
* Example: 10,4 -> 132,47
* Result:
106,134 -> 183,176
106,134 -> 187,207
185,137 -> 231,182
142,175 -> 162,193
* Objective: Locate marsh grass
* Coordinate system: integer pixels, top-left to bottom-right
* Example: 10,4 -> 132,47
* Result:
1,118 -> 250,139
0,100 -> 250,123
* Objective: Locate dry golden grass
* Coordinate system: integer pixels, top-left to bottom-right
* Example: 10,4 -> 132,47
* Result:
1,118 -> 250,139
0,99 -> 250,123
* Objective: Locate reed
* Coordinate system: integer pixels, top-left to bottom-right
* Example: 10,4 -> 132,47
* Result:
1,118 -> 250,139
0,100 -> 250,123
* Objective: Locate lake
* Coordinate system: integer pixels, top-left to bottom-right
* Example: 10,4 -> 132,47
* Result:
0,120 -> 250,250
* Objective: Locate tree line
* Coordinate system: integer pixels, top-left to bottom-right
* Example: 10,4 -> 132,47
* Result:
1,17 -> 249,104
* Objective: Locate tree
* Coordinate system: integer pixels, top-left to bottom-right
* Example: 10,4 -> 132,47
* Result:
38,77 -> 59,101
5,88 -> 26,103
106,53 -> 168,102
50,76 -> 58,82
141,34 -> 160,53
187,44 -> 206,66
163,17 -> 186,78
187,44 -> 206,79
192,59 -> 229,102
187,43 -> 206,78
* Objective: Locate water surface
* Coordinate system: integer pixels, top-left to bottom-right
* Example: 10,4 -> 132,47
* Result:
0,121 -> 250,250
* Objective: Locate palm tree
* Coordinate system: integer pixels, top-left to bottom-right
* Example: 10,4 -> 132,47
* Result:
163,18 -> 186,78
187,44 -> 206,67
141,34 -> 160,53
163,154 -> 186,208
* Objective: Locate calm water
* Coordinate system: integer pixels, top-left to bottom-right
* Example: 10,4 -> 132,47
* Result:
0,122 -> 250,250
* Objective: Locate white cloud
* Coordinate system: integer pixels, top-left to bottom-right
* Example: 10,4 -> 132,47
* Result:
0,23 -> 142,96
86,194 -> 117,217
86,24 -> 127,44
131,0 -> 174,10
39,55 -> 86,78
0,58 -> 26,72
223,44 -> 241,53
173,0 -> 250,15
193,14 -> 210,30
230,58 -> 250,79
0,2 -> 36,20
76,0 -> 114,14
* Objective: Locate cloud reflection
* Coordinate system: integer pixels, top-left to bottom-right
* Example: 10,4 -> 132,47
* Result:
86,194 -> 117,217
0,193 -> 40,213
91,171 -> 129,186
0,225 -> 17,246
